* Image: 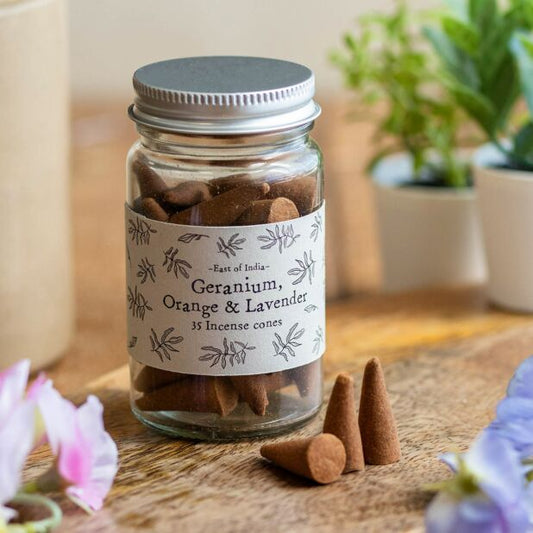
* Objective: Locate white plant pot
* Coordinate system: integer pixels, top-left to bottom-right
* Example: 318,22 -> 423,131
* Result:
372,153 -> 486,292
473,144 -> 533,312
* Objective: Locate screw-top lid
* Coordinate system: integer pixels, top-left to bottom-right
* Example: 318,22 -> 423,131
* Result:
129,56 -> 320,135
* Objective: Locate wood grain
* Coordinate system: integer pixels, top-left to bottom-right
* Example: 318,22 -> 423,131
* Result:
23,321 -> 533,533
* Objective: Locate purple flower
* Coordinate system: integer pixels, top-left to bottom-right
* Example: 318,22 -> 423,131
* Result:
426,432 -> 531,533
507,355 -> 533,399
488,356 -> 533,459
490,398 -> 533,458
37,385 -> 118,512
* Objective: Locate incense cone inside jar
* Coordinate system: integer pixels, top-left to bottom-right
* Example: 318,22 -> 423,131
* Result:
170,182 -> 270,226
263,371 -> 292,392
141,197 -> 169,222
267,176 -> 317,216
236,198 -> 299,225
136,376 -> 238,416
133,366 -> 186,393
323,373 -> 364,473
260,434 -> 346,484
210,173 -> 252,194
358,358 -> 401,465
132,159 -> 168,200
231,375 -> 269,416
161,181 -> 213,209
290,362 -> 316,398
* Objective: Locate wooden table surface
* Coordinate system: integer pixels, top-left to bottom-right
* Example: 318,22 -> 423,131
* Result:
32,101 -> 533,532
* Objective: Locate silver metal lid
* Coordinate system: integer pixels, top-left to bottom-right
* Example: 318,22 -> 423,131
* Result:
129,56 -> 320,135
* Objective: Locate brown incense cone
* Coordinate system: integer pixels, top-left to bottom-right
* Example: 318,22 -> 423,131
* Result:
170,182 -> 270,226
236,198 -> 299,225
231,375 -> 269,416
358,358 -> 401,465
161,181 -> 213,208
133,366 -> 185,393
136,376 -> 238,416
260,434 -> 346,484
267,176 -> 317,216
132,196 -> 145,215
141,197 -> 169,222
323,373 -> 364,473
290,361 -> 317,398
232,372 -> 293,416
263,371 -> 292,392
210,173 -> 252,194
132,159 -> 168,200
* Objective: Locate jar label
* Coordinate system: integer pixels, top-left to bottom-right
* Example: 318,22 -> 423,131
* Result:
125,203 -> 326,376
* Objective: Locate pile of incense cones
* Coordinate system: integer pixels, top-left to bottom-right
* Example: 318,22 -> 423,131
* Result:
260,357 -> 401,484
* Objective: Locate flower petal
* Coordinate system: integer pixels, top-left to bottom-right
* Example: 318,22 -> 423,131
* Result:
0,401 -> 35,518
464,432 -> 523,507
507,355 -> 533,399
496,397 -> 533,422
439,452 -> 460,473
37,391 -> 118,512
0,360 -> 30,427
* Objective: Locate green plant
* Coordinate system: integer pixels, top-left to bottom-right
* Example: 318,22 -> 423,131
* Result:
331,2 -> 470,187
425,0 -> 533,169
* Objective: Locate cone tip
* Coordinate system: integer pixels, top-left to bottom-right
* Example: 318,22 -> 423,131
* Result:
335,372 -> 354,386
366,357 -> 382,372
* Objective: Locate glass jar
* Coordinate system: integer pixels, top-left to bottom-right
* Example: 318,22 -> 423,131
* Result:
126,57 -> 325,440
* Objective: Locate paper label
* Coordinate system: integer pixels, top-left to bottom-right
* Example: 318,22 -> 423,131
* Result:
125,203 -> 325,376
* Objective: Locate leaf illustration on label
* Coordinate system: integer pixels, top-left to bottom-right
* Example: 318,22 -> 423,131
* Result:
288,251 -> 316,285
126,244 -> 131,267
137,257 -> 156,284
150,327 -> 184,362
178,233 -> 210,244
127,285 -> 153,321
312,326 -> 324,355
272,323 -> 305,362
304,304 -> 318,313
310,213 -> 323,242
128,217 -> 156,245
128,336 -> 138,349
216,234 -> 246,258
162,247 -> 192,279
257,224 -> 300,254
199,338 -> 256,369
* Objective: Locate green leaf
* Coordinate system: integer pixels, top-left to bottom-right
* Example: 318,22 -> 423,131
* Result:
447,81 -> 497,135
513,121 -> 533,161
511,33 -> 533,118
442,16 -> 480,56
508,0 -> 533,30
469,0 -> 496,33
479,17 -> 515,83
423,26 -> 479,89
484,52 -> 521,130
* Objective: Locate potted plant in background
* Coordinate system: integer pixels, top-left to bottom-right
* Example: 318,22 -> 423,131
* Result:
331,3 -> 486,292
427,0 -> 533,311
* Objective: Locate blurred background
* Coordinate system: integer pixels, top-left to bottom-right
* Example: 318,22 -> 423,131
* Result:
68,0 -> 433,303
0,0 -> 446,388
69,0 -> 430,101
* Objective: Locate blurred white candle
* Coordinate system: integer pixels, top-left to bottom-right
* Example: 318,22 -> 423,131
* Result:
0,0 -> 73,370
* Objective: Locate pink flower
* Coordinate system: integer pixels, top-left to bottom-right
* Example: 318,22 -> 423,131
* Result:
37,386 -> 118,512
0,360 -> 30,426
0,360 -> 36,523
